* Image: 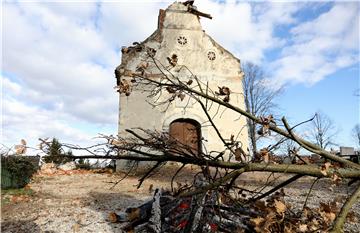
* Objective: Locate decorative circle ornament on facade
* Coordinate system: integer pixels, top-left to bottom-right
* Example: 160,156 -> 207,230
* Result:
177,36 -> 188,45
207,51 -> 216,61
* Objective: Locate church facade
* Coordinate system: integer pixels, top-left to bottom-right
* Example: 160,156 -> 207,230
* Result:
115,1 -> 249,163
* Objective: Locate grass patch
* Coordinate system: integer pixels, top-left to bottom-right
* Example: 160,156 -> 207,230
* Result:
1,187 -> 34,196
32,175 -> 55,183
1,187 -> 34,206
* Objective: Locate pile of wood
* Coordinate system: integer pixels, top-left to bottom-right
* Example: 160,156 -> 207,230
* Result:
109,188 -> 260,233
108,182 -> 350,233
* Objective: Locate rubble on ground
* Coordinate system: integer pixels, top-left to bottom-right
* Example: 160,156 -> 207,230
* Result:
58,161 -> 77,171
37,163 -> 113,176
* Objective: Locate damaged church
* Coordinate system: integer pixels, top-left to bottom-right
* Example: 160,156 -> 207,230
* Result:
115,1 -> 249,166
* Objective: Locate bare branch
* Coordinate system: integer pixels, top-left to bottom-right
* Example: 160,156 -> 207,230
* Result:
330,184 -> 360,232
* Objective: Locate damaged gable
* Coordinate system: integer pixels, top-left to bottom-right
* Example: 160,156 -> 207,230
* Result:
116,1 -> 242,87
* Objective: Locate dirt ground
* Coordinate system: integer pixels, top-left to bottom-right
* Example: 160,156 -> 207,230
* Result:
1,165 -> 359,233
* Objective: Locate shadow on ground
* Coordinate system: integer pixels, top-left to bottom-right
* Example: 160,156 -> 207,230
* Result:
117,163 -> 199,184
1,220 -> 50,233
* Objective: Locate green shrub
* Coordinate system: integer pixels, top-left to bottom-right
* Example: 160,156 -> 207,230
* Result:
1,156 -> 37,189
43,138 -> 73,165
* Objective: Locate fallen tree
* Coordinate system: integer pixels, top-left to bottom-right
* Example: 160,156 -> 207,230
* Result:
40,46 -> 359,232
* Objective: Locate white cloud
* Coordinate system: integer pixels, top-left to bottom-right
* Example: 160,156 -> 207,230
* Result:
291,3 -> 356,40
270,2 -> 359,85
3,2 -> 119,124
197,1 -> 301,63
2,2 -> 120,149
2,0 -> 358,148
97,2 -> 168,48
2,76 -> 114,150
42,1 -> 99,23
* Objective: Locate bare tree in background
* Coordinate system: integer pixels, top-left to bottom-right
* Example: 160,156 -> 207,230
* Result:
308,111 -> 338,150
352,124 -> 360,148
354,88 -> 359,97
278,137 -> 298,157
241,62 -> 283,156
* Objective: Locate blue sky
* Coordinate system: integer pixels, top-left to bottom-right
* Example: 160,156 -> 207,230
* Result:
1,0 -> 359,152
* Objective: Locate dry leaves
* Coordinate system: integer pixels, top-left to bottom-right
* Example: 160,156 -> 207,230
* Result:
234,148 -> 243,161
118,79 -> 132,96
15,139 -> 27,155
136,61 -> 149,70
251,216 -> 264,227
108,212 -> 118,223
215,86 -> 231,102
177,93 -> 186,101
274,200 -> 286,214
298,224 -> 308,232
259,148 -> 270,163
10,195 -> 30,203
258,115 -> 275,136
167,54 -> 178,67
166,86 -> 177,94
148,184 -> 154,193
320,162 -> 332,176
165,86 -> 187,102
248,193 -> 343,233
331,173 -> 342,186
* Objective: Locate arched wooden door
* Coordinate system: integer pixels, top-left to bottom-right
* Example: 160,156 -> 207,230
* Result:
169,119 -> 201,156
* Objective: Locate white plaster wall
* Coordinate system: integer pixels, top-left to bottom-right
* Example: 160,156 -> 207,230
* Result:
117,2 -> 249,162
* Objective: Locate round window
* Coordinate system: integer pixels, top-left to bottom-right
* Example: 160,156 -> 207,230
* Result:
207,51 -> 216,61
177,36 -> 188,45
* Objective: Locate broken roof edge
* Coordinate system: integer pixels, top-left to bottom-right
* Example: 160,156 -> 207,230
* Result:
121,1 -> 214,46
120,1 -> 240,70
135,8 -> 166,46
164,2 -> 238,64
168,1 -> 213,19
